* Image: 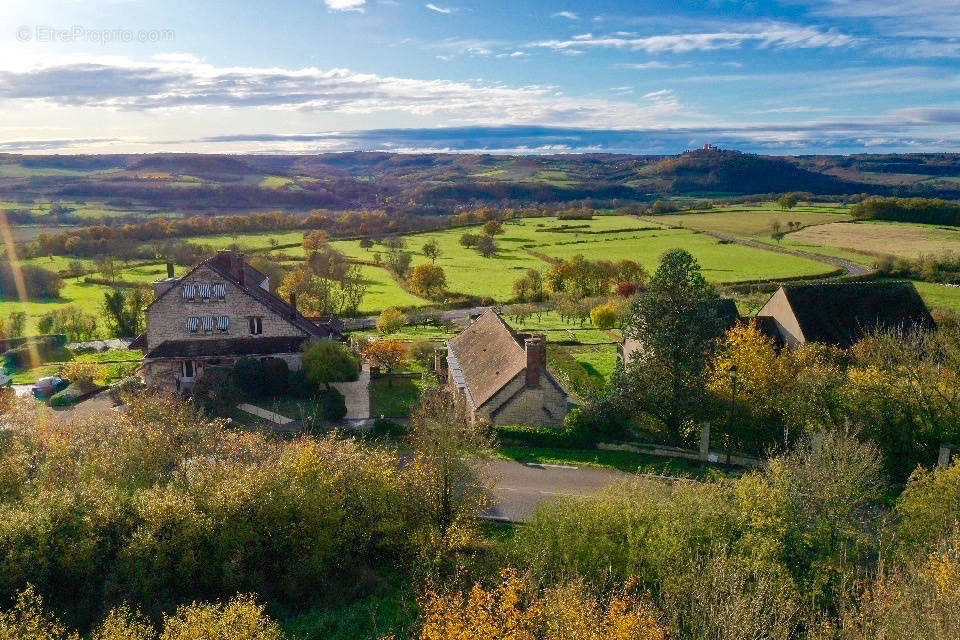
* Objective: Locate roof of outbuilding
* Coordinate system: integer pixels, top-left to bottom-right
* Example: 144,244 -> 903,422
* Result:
772,281 -> 934,348
446,310 -> 529,408
145,335 -> 311,359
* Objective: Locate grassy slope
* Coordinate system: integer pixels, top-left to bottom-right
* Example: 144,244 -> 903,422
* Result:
788,220 -> 960,260
638,204 -> 851,237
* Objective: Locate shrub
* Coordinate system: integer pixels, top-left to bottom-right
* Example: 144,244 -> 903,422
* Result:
287,369 -> 317,398
368,417 -> 409,439
61,362 -> 106,386
408,263 -> 447,298
376,308 -> 407,335
459,233 -> 480,248
109,376 -> 146,404
191,367 -> 241,415
49,382 -> 95,408
260,358 -> 289,396
319,388 -> 348,421
495,424 -> 579,448
303,341 -> 360,389
590,302 -> 620,329
232,357 -> 266,398
410,340 -> 437,370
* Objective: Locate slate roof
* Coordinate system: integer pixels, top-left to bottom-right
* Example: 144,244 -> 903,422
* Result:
145,335 -> 311,359
446,310 -> 530,408
751,316 -> 785,348
149,250 -> 340,342
772,281 -> 934,348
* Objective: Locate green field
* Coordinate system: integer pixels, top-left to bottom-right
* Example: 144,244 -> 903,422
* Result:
639,203 -> 851,237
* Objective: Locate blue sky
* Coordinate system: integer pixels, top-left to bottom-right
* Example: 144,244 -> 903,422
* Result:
0,0 -> 957,154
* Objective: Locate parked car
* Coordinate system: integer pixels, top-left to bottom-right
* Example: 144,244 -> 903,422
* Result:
32,376 -> 70,399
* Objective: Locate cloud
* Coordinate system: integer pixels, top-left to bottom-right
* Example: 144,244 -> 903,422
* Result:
552,11 -> 579,20
0,57 -> 689,128
496,51 -> 527,58
616,61 -> 692,70
531,23 -> 857,54
425,3 -> 454,14
799,0 -> 960,37
325,0 -> 366,11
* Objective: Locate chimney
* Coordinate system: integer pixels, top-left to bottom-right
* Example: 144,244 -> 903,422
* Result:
524,334 -> 546,388
233,252 -> 244,286
166,262 -> 175,278
289,292 -> 297,316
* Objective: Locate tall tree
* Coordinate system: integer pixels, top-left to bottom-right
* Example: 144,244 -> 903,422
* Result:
422,239 -> 442,264
618,249 -> 729,438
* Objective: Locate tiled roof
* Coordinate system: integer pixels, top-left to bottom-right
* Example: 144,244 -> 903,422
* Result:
446,310 -> 527,408
776,281 -> 934,348
145,335 -> 311,359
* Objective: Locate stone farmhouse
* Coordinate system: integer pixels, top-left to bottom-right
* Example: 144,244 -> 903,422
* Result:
443,309 -> 569,428
619,297 -> 740,366
133,250 -> 342,391
755,281 -> 935,348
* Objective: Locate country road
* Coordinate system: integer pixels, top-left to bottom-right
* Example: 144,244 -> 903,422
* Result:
483,458 -> 638,522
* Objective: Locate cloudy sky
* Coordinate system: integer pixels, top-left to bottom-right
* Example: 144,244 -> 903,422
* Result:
0,0 -> 958,155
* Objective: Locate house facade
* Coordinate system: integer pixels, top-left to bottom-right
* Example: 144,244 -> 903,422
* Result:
755,281 -> 935,348
444,310 -> 568,428
136,250 -> 342,391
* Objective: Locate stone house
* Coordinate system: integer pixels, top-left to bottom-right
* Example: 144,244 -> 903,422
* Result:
619,297 -> 740,365
755,281 -> 935,348
133,250 -> 342,391
444,309 -> 569,428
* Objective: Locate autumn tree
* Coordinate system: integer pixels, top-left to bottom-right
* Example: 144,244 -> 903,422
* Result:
376,307 -> 407,334
359,237 -> 374,251
482,220 -> 504,236
303,229 -> 330,252
778,192 -> 800,210
513,269 -> 546,303
362,339 -> 409,382
409,263 -> 447,299
475,235 -> 498,258
590,302 -> 620,329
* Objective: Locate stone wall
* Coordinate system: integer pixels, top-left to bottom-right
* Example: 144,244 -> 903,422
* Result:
146,265 -> 306,351
478,370 -> 568,428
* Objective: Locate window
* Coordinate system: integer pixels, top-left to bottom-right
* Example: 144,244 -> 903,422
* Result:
182,284 -> 195,300
212,283 -> 226,299
217,315 -> 230,332
198,283 -> 211,300
186,316 -> 200,332
201,316 -> 214,332
181,360 -> 195,379
248,316 -> 263,335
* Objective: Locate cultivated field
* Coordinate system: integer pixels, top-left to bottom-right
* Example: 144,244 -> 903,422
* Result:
638,203 -> 852,237
788,221 -> 960,260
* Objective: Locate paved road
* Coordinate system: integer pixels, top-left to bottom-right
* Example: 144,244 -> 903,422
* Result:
483,458 -> 635,522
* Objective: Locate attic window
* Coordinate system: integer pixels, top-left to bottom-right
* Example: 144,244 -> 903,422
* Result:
182,284 -> 195,300
212,283 -> 226,299
198,283 -> 211,299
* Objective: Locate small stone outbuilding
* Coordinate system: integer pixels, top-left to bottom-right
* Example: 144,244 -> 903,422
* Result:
444,310 -> 569,428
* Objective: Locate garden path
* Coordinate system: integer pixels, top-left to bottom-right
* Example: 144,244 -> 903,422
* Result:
331,363 -> 371,420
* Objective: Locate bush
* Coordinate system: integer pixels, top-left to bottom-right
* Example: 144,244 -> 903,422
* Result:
261,358 -> 289,396
60,362 -> 106,386
287,369 -> 317,398
49,381 -> 97,408
303,341 -> 360,388
191,366 -> 241,415
319,388 -> 348,421
109,376 -> 146,404
232,357 -> 266,398
495,424 -> 579,448
368,417 -> 409,439
590,302 -> 620,329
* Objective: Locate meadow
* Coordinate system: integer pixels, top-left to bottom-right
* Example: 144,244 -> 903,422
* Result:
638,203 -> 852,237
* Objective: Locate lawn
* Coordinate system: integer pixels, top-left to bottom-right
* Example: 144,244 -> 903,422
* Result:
494,445 -> 734,478
911,281 -> 960,313
369,375 -> 427,418
787,220 -> 960,260
9,349 -> 143,384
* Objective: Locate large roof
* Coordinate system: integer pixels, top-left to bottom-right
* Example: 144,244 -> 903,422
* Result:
150,250 -> 338,341
145,335 -> 311,359
775,281 -> 934,348
446,310 -> 528,408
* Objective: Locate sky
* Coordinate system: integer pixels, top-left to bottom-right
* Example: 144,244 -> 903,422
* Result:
0,0 -> 958,155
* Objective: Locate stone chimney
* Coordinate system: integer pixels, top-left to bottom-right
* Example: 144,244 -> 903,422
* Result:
166,262 -> 175,278
289,292 -> 297,316
233,252 -> 244,286
524,334 -> 546,388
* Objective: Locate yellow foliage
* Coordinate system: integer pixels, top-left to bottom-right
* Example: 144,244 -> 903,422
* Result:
0,586 -> 79,640
419,569 -> 666,640
61,361 -> 107,386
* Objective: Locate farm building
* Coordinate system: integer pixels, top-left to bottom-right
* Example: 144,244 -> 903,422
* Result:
134,250 -> 343,391
619,297 -> 740,366
755,281 -> 934,348
443,309 -> 569,428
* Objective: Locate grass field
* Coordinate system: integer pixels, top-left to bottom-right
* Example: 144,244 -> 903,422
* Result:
639,203 -> 852,237
788,221 -> 960,260
911,281 -> 960,313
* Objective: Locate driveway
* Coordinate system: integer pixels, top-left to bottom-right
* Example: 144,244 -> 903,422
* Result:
330,363 -> 371,420
483,458 -> 635,522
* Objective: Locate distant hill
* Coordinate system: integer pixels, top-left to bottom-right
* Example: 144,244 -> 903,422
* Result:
0,149 -> 957,218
